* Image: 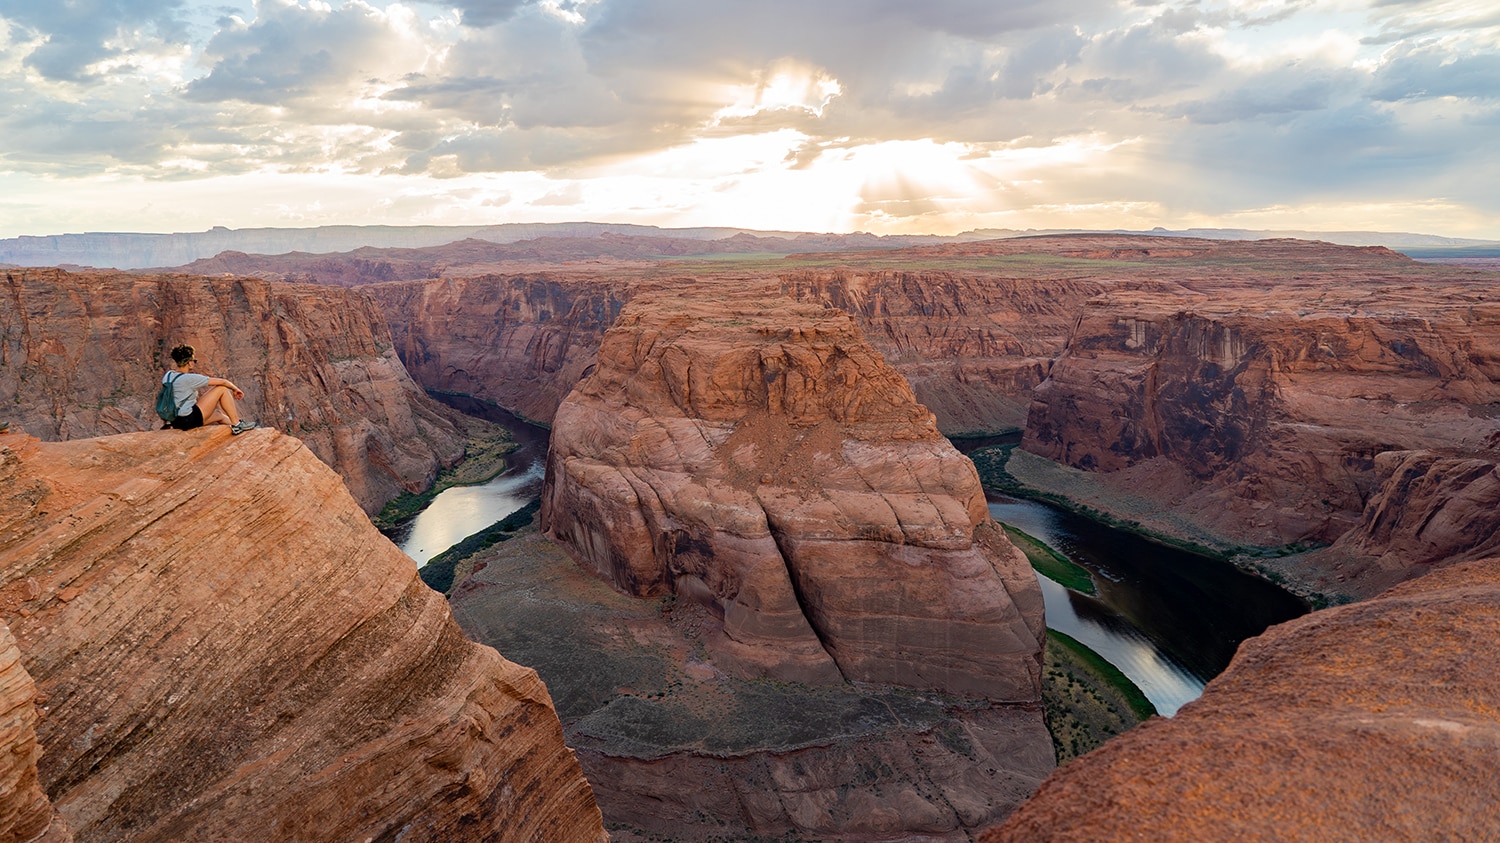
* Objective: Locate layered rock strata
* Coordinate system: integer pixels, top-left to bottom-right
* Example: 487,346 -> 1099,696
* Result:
370,273 -> 633,425
0,624 -> 70,843
1307,450 -> 1500,599
0,429 -> 605,842
1023,259 -> 1500,567
0,268 -> 466,513
540,292 -> 1046,701
781,269 -> 1109,434
984,555 -> 1500,843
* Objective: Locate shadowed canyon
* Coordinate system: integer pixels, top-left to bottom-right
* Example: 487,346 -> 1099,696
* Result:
1,229 -> 1497,841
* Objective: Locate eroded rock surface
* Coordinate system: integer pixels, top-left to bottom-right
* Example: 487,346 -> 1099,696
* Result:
371,273 -> 632,425
0,429 -> 605,842
983,556 -> 1500,843
541,292 -> 1045,701
1307,450 -> 1500,599
781,269 -> 1109,434
0,268 -> 467,513
1019,243 -> 1500,583
450,526 -> 1055,843
0,623 -> 70,843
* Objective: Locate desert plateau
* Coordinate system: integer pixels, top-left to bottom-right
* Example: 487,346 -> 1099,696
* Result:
0,222 -> 1495,842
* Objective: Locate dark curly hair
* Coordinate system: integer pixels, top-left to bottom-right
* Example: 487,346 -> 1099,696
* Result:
170,345 -> 195,365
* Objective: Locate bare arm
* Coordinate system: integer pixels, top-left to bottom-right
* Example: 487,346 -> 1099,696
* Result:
206,377 -> 244,399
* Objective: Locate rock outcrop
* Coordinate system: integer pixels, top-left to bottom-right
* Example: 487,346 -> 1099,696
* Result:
370,273 -> 633,425
1306,450 -> 1500,599
0,268 -> 467,513
781,269 -> 1109,434
0,428 -> 606,842
983,555 -> 1500,843
540,292 -> 1045,701
449,520 -> 1055,843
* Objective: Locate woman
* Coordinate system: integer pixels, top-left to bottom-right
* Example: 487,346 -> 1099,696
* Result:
162,344 -> 257,435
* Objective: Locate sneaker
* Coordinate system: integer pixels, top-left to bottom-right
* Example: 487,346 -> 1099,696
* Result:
231,420 -> 258,435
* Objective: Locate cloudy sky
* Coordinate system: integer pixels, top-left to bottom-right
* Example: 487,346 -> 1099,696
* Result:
0,0 -> 1496,238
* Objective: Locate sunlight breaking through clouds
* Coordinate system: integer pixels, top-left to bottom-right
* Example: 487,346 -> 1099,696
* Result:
0,0 -> 1495,237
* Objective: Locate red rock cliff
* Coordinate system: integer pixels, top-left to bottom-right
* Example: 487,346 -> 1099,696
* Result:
370,273 -> 632,425
541,292 -> 1046,701
1024,264 -> 1500,555
983,555 -> 1500,843
0,268 -> 466,513
781,269 -> 1109,434
0,428 -> 605,842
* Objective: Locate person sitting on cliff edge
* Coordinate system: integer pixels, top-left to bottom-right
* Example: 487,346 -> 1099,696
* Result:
163,344 -> 258,435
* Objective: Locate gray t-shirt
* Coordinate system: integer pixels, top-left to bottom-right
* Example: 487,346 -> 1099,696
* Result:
162,371 -> 211,416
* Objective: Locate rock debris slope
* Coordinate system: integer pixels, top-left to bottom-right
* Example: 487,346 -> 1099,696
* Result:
0,268 -> 467,514
983,555 -> 1500,843
541,292 -> 1046,701
0,428 -> 605,842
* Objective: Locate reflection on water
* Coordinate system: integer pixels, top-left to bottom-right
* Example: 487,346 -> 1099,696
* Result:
386,395 -> 551,567
988,494 -> 1308,716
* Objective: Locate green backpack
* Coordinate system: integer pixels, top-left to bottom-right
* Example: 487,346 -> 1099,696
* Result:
155,373 -> 183,423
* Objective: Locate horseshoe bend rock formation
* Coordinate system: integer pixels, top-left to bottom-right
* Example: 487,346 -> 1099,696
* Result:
540,292 -> 1046,701
0,428 -> 605,842
0,268 -> 467,514
982,555 -> 1500,843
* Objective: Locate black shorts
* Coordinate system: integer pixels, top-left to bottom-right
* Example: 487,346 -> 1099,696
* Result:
170,405 -> 204,431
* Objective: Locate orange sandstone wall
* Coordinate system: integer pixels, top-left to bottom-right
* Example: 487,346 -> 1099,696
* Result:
0,268 -> 466,513
0,428 -> 605,842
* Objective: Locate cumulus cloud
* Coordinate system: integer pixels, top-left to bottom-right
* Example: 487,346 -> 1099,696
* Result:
0,0 -> 190,81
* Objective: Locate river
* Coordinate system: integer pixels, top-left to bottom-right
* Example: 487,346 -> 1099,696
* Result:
384,395 -> 552,567
394,411 -> 1308,716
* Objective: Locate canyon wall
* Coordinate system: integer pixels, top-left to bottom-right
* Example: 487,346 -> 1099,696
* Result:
1023,265 -> 1500,570
780,269 -> 1110,434
0,427 -> 605,841
0,268 -> 466,513
984,554 -> 1500,843
540,292 -> 1046,701
369,273 -> 634,425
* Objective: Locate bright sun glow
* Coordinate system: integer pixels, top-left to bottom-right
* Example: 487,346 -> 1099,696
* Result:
712,60 -> 843,123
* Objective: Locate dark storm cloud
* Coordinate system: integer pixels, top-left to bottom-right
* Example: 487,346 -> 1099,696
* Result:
0,0 -> 188,81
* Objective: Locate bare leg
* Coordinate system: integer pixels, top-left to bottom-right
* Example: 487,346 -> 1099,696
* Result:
196,386 -> 241,427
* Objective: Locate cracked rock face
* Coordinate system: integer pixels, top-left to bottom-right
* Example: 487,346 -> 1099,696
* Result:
541,292 -> 1045,702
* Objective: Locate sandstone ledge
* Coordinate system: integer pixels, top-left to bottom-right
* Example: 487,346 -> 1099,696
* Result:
0,429 -> 604,842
